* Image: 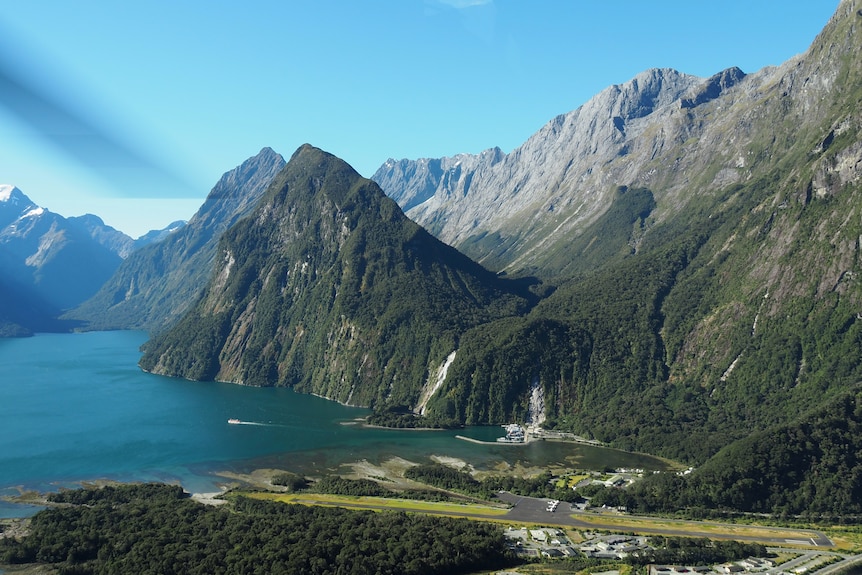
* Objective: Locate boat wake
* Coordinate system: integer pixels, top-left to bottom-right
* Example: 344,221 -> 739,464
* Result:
227,419 -> 282,427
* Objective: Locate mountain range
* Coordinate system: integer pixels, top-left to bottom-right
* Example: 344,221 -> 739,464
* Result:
0,185 -> 183,335
4,0 -> 862,516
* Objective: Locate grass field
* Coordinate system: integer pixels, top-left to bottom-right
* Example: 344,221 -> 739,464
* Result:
243,491 -> 510,517
561,512 -> 831,546
819,526 -> 862,552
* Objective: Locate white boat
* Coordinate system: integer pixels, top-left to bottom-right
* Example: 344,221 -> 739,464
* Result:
227,418 -> 241,424
496,423 -> 525,443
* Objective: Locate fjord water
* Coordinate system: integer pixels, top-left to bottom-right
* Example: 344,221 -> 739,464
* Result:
1,331 -> 669,512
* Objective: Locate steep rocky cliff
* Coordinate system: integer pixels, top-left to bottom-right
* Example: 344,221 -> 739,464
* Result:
140,145 -> 533,407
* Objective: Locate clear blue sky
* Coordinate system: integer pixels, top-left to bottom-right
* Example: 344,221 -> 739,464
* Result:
0,1 -> 840,237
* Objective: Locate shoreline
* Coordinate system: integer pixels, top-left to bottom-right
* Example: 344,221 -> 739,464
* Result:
0,427 -> 679,519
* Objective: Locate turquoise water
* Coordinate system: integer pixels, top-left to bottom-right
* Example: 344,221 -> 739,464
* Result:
0,331 -> 670,514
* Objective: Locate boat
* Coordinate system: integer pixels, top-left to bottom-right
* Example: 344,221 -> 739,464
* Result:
227,418 -> 241,424
496,423 -> 525,443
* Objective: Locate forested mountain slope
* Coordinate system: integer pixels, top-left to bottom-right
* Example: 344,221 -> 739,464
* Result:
140,145 -> 534,407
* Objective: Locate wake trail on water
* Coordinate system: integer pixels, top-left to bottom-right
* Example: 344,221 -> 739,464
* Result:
230,421 -> 286,427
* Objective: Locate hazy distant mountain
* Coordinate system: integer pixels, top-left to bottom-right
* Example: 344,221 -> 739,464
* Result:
68,148 -> 286,332
64,215 -> 185,258
0,185 -> 191,335
0,185 -> 124,311
66,214 -> 138,258
140,145 -> 534,408
0,184 -> 38,227
133,220 -> 186,249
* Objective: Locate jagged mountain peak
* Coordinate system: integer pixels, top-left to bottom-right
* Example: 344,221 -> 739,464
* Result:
371,146 -> 504,214
193,147 -> 285,208
0,185 -> 39,227
0,184 -> 29,203
680,66 -> 747,109
599,67 -> 702,121
140,144 -> 533,408
374,66 -> 703,272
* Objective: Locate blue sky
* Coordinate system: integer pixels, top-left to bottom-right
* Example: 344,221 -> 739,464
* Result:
0,1 -> 839,237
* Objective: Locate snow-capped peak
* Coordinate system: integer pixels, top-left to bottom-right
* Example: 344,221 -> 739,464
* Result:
0,184 -> 20,202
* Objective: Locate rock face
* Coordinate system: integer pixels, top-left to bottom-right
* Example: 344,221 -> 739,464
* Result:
68,147 -> 286,332
140,144 -> 533,408
374,68 -> 703,274
374,0 -> 861,279
377,147 -> 505,215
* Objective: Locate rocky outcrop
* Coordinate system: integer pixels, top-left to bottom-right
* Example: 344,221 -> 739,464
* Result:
680,67 -> 747,108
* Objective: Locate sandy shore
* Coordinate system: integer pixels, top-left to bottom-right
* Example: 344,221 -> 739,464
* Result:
200,447 -> 563,493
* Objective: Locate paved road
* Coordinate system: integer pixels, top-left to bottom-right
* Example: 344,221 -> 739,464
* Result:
494,493 -> 834,548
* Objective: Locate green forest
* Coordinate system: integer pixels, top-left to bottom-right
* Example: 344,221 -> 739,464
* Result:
0,484 -> 514,575
0,482 -> 776,574
575,391 -> 862,518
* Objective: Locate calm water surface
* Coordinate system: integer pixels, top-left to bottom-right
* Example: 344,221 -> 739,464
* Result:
0,331 -> 670,515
